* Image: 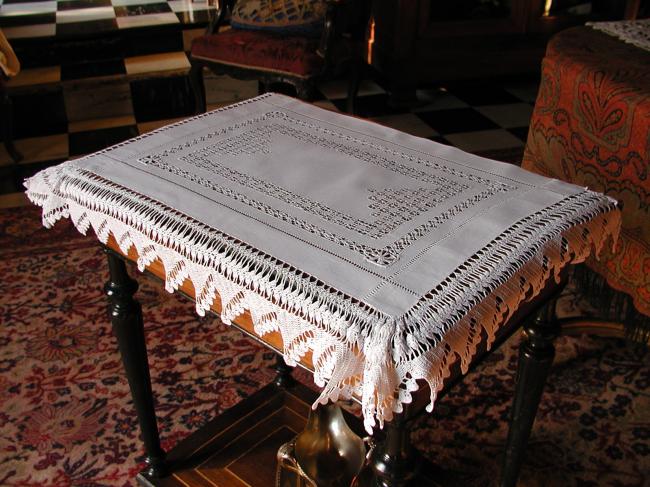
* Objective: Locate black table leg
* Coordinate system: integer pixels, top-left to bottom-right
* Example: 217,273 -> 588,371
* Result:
273,353 -> 296,388
501,300 -> 559,487
104,250 -> 168,478
370,412 -> 419,487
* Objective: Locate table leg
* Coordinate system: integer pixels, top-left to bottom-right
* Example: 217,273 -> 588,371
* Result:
369,413 -> 419,487
104,251 -> 168,478
273,354 -> 296,388
501,301 -> 559,487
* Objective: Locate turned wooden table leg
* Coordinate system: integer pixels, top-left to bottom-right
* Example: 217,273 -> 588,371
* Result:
370,413 -> 419,487
501,301 -> 559,487
104,250 -> 168,478
273,353 -> 296,388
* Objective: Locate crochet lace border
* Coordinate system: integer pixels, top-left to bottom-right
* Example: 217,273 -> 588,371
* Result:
25,161 -> 621,433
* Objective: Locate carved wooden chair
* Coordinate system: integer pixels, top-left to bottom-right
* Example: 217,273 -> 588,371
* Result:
188,0 -> 368,114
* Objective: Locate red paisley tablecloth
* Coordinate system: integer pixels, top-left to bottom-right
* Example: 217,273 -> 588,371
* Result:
523,26 -> 650,318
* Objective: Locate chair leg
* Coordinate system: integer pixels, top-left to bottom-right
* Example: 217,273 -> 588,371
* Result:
295,81 -> 315,101
1,90 -> 22,165
501,300 -> 560,487
258,80 -> 267,95
189,62 -> 206,115
346,58 -> 363,114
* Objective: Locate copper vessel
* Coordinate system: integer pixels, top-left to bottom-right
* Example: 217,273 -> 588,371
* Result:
277,403 -> 366,487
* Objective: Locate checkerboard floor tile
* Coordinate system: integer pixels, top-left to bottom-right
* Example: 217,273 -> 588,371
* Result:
57,0 -> 113,11
369,113 -> 439,139
61,58 -> 125,79
0,2 -> 57,16
444,129 -> 524,153
168,0 -> 211,12
56,6 -> 115,24
475,103 -> 534,129
0,0 -> 214,39
1,133 -> 68,166
417,107 -> 500,134
114,1 -> 171,15
112,0 -> 166,6
68,123 -> 138,155
445,83 -> 523,106
56,18 -> 117,35
124,51 -> 189,76
332,93 -> 410,118
12,88 -> 67,138
1,23 -> 55,39
0,12 -> 56,28
317,79 -> 385,100
116,11 -> 179,28
508,126 -> 531,142
413,88 -> 469,112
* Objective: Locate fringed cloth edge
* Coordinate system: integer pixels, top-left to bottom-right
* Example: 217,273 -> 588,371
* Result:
24,162 -> 622,433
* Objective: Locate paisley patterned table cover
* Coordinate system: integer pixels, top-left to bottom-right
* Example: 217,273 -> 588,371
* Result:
26,93 -> 620,432
523,26 -> 650,320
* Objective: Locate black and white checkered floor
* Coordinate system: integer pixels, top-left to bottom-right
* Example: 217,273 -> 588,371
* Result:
0,0 -> 537,197
0,0 -> 214,39
0,1 -> 540,200
0,69 -> 538,188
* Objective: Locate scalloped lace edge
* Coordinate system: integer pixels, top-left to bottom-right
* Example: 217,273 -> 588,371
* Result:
24,162 -> 621,433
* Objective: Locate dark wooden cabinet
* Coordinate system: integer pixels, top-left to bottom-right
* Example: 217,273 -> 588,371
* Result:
368,0 -> 644,98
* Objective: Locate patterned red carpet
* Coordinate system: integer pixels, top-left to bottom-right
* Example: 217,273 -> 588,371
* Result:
0,206 -> 648,487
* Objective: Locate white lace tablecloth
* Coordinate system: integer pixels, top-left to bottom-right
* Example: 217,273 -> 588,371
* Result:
25,94 -> 621,432
587,19 -> 650,52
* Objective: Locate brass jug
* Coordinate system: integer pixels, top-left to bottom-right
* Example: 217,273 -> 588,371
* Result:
277,403 -> 366,487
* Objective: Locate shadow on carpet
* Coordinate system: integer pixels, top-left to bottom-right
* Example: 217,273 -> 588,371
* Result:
0,206 -> 647,487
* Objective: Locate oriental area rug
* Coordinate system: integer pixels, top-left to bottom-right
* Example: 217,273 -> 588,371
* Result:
0,206 -> 648,487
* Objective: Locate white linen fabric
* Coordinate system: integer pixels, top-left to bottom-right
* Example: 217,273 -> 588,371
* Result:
25,93 -> 621,432
587,19 -> 650,52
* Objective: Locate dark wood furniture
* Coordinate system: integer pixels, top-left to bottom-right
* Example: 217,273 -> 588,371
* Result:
368,0 -> 644,103
0,77 -> 23,192
1,78 -> 21,165
188,0 -> 369,114
103,231 -> 565,487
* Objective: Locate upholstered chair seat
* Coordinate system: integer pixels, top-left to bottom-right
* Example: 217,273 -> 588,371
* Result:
191,29 -> 324,78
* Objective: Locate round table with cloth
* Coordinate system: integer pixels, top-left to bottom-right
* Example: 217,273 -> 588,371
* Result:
523,25 -> 650,325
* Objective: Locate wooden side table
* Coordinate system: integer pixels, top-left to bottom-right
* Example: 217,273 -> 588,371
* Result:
104,226 -> 566,487
26,93 -> 620,487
